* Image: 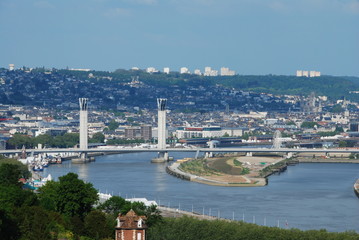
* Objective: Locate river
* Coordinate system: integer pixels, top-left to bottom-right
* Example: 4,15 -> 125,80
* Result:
40,152 -> 359,232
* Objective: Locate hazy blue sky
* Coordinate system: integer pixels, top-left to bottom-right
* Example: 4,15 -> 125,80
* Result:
0,0 -> 358,76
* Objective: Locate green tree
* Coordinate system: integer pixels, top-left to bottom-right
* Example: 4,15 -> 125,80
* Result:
338,141 -> 347,148
84,210 -> 113,240
7,134 -> 33,149
90,132 -> 105,143
15,206 -> 54,240
39,173 -> 98,219
0,157 -> 31,179
301,121 -> 317,129
33,134 -> 53,147
0,163 -> 23,186
97,196 -> 126,216
107,120 -> 119,131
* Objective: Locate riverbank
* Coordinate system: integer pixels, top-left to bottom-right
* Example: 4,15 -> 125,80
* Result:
298,158 -> 359,163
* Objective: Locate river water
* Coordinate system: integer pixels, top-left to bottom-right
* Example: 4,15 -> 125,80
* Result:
40,152 -> 359,232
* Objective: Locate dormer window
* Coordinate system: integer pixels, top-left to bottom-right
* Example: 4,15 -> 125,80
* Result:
138,219 -> 142,228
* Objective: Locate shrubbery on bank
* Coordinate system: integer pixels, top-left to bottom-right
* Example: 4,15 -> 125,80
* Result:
147,216 -> 359,240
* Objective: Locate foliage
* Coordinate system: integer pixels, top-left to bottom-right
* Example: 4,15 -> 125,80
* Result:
89,132 -> 105,143
330,104 -> 344,113
301,121 -> 317,129
7,133 -> 80,149
107,120 -> 119,131
97,196 -> 126,216
180,159 -> 221,176
97,196 -> 162,227
84,210 -> 114,240
38,172 -> 98,219
147,216 -> 359,240
0,163 -> 24,186
106,138 -> 146,145
233,159 -> 242,166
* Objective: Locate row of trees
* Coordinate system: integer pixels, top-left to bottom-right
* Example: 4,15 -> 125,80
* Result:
7,132 -> 106,149
0,158 -> 161,240
147,216 -> 359,240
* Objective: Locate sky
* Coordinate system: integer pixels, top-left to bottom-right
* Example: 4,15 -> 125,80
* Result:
0,0 -> 358,76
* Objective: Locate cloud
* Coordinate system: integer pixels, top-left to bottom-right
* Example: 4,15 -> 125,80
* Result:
104,7 -> 132,17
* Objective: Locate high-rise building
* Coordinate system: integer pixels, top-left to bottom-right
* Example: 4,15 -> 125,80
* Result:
141,125 -> 152,140
163,67 -> 170,74
125,127 -> 141,139
296,70 -> 320,77
220,67 -> 236,76
194,69 -> 202,75
146,67 -> 158,73
180,67 -> 190,74
204,67 -> 218,76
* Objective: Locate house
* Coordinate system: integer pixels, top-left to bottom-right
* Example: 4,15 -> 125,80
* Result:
115,209 -> 147,240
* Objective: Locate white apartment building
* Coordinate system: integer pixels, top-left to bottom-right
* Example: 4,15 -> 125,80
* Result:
9,64 -> 15,71
296,70 -> 321,77
180,67 -> 190,74
163,67 -> 170,74
220,67 -> 236,76
194,69 -> 202,75
146,67 -> 158,73
175,126 -> 223,139
204,67 -> 218,76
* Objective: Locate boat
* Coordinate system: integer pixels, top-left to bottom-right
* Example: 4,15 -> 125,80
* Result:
354,179 -> 359,198
32,165 -> 44,171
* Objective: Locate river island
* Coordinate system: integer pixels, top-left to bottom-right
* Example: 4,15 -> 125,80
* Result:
167,153 -> 291,187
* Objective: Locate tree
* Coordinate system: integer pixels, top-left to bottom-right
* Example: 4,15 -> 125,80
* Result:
0,158 -> 31,179
39,173 -> 98,219
90,132 -> 105,143
301,121 -> 317,129
0,163 -> 23,186
338,141 -> 347,148
15,206 -> 54,240
108,120 -> 119,131
97,196 -> 126,216
7,134 -> 33,149
84,210 -> 113,240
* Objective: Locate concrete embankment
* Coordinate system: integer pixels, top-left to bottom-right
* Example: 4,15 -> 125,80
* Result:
158,206 -> 230,221
354,179 -> 359,198
297,158 -> 359,163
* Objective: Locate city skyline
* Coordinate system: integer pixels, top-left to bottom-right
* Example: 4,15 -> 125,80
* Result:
0,0 -> 358,76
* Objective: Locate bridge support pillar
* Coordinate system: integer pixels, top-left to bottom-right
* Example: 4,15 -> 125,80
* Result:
72,152 -> 90,164
204,152 -> 213,158
151,151 -> 169,163
246,152 -> 253,157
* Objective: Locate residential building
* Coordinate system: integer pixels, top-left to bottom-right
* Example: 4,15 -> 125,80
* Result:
220,67 -> 235,76
115,210 -> 147,240
180,67 -> 190,74
163,67 -> 170,74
